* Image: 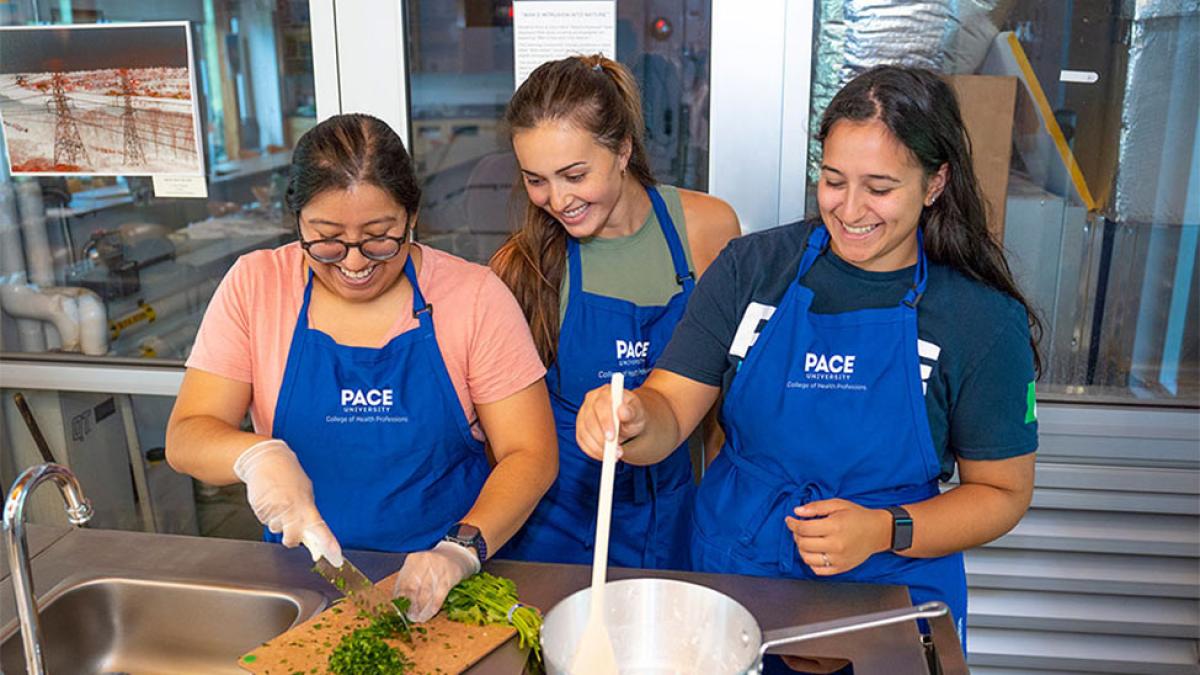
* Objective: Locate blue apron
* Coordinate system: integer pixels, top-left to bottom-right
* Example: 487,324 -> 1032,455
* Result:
268,255 -> 489,552
500,186 -> 695,569
691,224 -> 968,643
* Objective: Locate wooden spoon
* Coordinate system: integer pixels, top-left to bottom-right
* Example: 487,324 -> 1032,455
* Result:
569,372 -> 624,674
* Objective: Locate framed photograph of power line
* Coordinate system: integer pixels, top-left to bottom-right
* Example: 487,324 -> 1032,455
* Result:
0,21 -> 205,177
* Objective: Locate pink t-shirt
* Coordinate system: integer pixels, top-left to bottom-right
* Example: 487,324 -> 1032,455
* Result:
187,242 -> 546,439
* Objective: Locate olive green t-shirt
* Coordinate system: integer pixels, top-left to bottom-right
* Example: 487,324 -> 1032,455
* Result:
559,184 -> 693,323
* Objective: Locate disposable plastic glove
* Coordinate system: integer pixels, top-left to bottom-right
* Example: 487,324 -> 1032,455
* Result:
233,439 -> 343,568
392,540 -> 481,622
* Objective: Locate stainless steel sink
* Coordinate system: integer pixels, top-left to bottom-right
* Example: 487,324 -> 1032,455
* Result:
0,576 -> 326,674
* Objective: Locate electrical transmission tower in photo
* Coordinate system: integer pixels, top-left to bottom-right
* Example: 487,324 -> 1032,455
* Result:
47,72 -> 89,168
120,69 -> 147,167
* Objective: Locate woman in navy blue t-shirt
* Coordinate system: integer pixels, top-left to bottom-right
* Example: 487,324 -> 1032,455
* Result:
574,65 -> 1039,671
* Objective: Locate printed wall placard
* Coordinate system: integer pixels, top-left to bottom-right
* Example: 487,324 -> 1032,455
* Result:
0,22 -> 205,176
513,1 -> 616,89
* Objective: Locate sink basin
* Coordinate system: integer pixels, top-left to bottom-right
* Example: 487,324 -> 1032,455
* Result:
0,576 -> 326,674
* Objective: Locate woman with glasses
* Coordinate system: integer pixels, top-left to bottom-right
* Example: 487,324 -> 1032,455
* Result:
166,113 -> 557,622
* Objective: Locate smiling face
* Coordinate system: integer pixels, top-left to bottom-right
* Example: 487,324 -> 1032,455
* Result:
512,119 -> 632,239
297,183 -> 412,302
817,118 -> 946,272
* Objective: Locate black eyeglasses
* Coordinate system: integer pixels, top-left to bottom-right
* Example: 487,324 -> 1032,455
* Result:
296,218 -> 411,264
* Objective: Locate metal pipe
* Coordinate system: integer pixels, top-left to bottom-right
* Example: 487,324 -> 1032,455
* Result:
3,463 -> 94,675
15,180 -> 52,287
0,182 -> 46,352
0,285 -> 80,351
0,285 -> 109,355
74,289 -> 108,355
15,180 -> 59,348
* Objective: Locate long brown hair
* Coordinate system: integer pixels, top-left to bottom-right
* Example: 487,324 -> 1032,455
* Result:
490,55 -> 656,365
817,66 -> 1042,376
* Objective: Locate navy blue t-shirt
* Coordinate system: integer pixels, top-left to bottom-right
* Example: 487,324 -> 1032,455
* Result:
657,221 -> 1038,479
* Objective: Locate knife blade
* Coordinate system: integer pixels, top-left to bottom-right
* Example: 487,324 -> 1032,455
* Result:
311,555 -> 402,623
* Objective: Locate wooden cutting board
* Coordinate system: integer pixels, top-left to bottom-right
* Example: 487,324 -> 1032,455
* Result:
239,570 -> 517,674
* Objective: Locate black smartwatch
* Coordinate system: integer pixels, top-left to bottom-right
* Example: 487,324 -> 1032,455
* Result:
443,522 -> 487,564
885,506 -> 914,551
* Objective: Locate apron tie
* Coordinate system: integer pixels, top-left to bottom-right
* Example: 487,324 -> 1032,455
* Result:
725,449 -> 828,574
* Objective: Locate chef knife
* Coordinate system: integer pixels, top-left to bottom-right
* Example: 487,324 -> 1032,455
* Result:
311,554 -> 405,626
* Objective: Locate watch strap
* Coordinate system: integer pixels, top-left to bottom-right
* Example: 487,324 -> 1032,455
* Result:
885,505 -> 913,551
444,522 -> 487,563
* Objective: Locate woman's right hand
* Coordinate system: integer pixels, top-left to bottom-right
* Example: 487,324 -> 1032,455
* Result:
575,383 -> 645,461
233,439 -> 343,567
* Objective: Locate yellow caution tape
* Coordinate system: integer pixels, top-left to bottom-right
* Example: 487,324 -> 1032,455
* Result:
109,301 -> 158,339
1006,33 -> 1097,212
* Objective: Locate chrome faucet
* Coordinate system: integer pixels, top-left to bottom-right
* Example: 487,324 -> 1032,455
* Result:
3,463 -> 93,675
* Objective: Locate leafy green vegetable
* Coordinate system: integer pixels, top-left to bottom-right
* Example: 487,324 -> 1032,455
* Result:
327,597 -> 415,674
442,572 -> 543,670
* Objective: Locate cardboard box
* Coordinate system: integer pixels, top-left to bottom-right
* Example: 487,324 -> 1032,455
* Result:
946,75 -> 1018,242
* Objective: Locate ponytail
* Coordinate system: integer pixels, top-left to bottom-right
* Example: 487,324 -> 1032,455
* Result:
491,55 -> 655,365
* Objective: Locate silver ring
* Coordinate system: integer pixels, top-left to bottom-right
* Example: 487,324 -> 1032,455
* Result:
821,553 -> 832,568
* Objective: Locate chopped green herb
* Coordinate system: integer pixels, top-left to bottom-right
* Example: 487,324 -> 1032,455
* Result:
327,625 -> 413,675
242,654 -> 257,663
327,596 -> 415,674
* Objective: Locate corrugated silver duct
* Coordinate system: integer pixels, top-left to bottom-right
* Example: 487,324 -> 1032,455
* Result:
809,0 -> 1000,178
1111,10 -> 1199,224
1123,0 -> 1200,21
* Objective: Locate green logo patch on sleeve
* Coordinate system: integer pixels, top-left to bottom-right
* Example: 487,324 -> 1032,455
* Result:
1025,380 -> 1038,424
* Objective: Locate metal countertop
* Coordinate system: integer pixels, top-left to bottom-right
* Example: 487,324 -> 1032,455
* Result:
1,525 -> 967,674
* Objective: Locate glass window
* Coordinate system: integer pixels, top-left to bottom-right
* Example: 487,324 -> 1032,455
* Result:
805,1 -> 1198,406
406,0 -> 713,263
0,0 -> 314,363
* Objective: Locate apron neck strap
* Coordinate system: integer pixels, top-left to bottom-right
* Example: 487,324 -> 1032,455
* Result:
405,251 -> 433,326
647,185 -> 695,290
566,236 -> 583,302
564,185 -> 695,297
295,252 -> 430,328
903,227 -> 928,308
795,224 -> 830,281
298,268 -> 317,319
796,224 -> 929,308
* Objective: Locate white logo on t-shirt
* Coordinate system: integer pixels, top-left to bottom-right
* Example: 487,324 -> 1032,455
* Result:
918,339 -> 941,394
730,302 -> 776,358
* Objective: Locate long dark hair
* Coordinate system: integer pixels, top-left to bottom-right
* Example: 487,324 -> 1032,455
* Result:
817,65 -> 1042,376
286,113 -> 421,220
490,55 -> 656,366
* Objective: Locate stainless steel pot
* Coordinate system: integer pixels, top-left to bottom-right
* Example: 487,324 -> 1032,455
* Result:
541,578 -> 949,675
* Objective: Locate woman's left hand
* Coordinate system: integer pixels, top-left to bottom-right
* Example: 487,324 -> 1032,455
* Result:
785,499 -> 891,576
392,541 -> 481,621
